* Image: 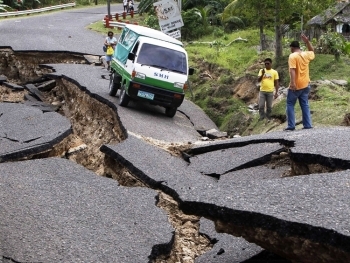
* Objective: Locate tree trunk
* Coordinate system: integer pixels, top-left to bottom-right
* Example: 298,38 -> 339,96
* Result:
259,10 -> 266,51
275,0 -> 283,61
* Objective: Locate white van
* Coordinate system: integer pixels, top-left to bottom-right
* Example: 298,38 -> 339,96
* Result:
109,24 -> 194,117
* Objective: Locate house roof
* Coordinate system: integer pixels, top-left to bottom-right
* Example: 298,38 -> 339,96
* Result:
307,2 -> 350,26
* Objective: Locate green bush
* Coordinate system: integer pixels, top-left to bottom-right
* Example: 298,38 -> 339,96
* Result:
212,28 -> 225,38
143,14 -> 160,30
223,16 -> 245,32
316,30 -> 347,60
0,3 -> 13,11
181,8 -> 208,40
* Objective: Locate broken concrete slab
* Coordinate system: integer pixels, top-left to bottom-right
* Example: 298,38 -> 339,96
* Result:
178,99 -> 219,133
36,79 -> 56,91
101,130 -> 350,262
196,218 -> 263,263
100,134 -> 208,191
24,93 -> 39,102
2,82 -> 24,91
0,158 -> 174,263
188,127 -> 350,170
0,74 -> 7,84
205,128 -> 228,139
23,99 -> 60,112
84,54 -> 102,65
188,142 -> 284,176
195,218 -> 290,263
180,171 -> 350,263
0,102 -> 71,162
219,165 -> 289,183
24,83 -> 45,101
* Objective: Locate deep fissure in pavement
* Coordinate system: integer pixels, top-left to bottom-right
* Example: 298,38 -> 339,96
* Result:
0,49 -> 214,263
1,49 -> 348,263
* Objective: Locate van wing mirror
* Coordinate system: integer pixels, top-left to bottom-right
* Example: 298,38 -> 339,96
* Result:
188,67 -> 195,75
128,53 -> 135,61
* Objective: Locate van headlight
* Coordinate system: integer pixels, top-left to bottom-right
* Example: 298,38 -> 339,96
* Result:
174,82 -> 185,89
135,72 -> 146,79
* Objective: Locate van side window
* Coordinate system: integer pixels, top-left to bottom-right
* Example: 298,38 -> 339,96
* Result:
122,31 -> 138,50
118,28 -> 128,44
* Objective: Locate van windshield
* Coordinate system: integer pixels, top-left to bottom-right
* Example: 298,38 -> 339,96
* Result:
137,43 -> 187,75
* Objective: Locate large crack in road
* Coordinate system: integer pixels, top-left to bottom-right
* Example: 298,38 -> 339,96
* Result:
1,49 -> 349,262
0,49 -> 215,262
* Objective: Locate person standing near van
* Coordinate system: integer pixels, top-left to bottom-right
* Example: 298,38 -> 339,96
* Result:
257,58 -> 279,120
104,31 -> 117,71
123,0 -> 128,12
285,34 -> 315,131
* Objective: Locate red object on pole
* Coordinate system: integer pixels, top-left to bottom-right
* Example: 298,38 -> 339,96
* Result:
115,13 -> 119,20
122,11 -> 126,19
130,10 -> 134,18
104,16 -> 110,28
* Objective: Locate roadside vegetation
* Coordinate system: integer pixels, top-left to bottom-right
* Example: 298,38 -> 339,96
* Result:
183,30 -> 350,136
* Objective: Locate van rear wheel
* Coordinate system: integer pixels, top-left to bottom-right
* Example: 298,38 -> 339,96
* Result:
165,107 -> 177,117
109,72 -> 121,96
119,84 -> 130,107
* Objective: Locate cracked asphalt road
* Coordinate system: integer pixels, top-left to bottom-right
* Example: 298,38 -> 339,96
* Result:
1,4 -> 350,263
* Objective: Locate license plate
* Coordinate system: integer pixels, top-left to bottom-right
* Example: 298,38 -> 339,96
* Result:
137,90 -> 154,100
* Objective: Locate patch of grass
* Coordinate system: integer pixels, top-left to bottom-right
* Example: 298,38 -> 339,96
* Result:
310,54 -> 350,81
186,28 -> 350,135
185,29 -> 261,76
310,85 -> 350,126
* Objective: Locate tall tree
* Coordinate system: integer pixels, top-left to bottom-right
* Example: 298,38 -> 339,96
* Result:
222,0 -> 336,57
275,0 -> 283,60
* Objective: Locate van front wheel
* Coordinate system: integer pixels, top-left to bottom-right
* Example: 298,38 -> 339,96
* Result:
119,84 -> 130,107
109,72 -> 121,96
165,107 -> 177,117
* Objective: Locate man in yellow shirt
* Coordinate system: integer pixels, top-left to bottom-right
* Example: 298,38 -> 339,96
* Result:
285,34 -> 315,131
257,58 -> 279,120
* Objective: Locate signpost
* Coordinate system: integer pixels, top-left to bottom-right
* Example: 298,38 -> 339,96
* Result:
153,0 -> 183,35
166,29 -> 181,39
107,0 -> 111,19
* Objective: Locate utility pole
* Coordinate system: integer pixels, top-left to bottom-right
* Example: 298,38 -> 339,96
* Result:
107,0 -> 111,19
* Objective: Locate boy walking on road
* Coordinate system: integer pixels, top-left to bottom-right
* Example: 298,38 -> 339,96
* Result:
285,34 -> 315,131
257,58 -> 279,120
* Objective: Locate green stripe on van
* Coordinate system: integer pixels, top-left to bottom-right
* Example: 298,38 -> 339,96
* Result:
135,77 -> 184,93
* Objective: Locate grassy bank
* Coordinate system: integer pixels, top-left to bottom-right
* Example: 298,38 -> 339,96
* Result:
184,29 -> 350,136
88,15 -> 350,135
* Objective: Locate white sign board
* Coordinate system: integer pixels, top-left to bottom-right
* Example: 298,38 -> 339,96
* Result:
153,0 -> 184,33
166,30 -> 181,39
